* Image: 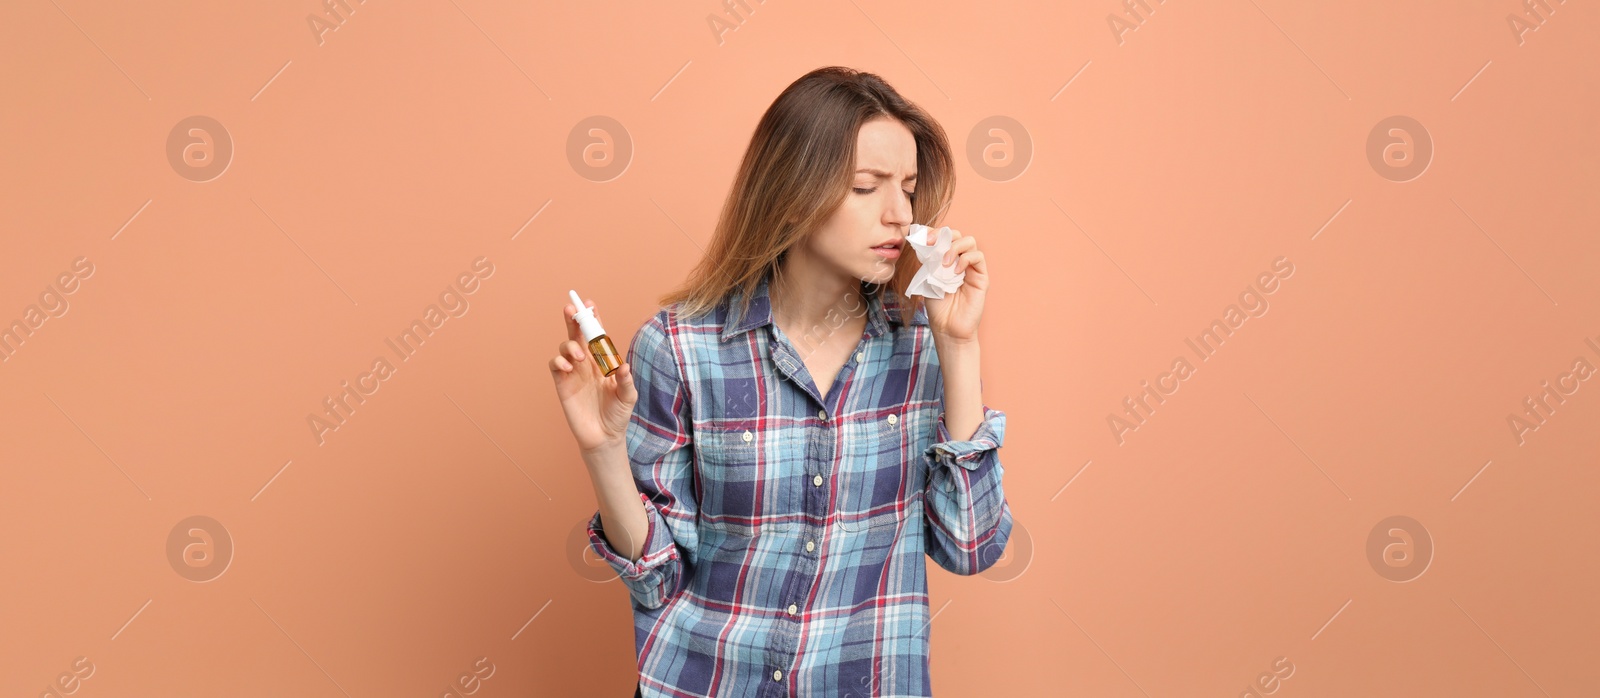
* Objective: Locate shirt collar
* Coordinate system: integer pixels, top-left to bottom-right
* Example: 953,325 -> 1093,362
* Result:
719,273 -> 921,342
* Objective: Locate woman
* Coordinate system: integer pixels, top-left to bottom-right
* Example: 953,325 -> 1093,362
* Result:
550,66 -> 1012,698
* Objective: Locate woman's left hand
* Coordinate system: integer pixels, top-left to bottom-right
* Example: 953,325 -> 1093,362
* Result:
923,228 -> 988,344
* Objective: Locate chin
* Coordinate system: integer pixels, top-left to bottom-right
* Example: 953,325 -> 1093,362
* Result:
862,266 -> 897,286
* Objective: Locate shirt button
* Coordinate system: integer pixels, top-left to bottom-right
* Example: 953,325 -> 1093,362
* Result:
855,351 -> 864,362
805,540 -> 816,553
818,409 -> 827,421
773,669 -> 783,681
812,474 -> 823,487
788,603 -> 798,615
887,414 -> 899,425
742,430 -> 753,442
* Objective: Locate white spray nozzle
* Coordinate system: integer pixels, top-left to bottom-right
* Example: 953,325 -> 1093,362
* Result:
568,289 -> 606,341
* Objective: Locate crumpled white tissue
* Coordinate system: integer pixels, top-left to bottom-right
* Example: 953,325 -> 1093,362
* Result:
903,224 -> 965,299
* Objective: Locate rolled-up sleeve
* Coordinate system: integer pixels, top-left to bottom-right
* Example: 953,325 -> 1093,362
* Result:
922,404 -> 1013,576
586,310 -> 699,609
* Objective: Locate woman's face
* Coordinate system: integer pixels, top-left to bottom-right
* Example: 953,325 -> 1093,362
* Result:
800,116 -> 917,285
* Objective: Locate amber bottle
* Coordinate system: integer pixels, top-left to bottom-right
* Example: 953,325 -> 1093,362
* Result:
568,289 -> 621,376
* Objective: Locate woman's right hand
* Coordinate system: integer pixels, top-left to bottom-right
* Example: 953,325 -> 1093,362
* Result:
549,298 -> 638,455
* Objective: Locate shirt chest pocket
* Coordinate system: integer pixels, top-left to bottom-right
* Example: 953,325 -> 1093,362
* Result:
827,414 -> 918,533
870,410 -> 907,446
868,405 -> 941,462
847,407 -> 939,460
693,425 -> 803,531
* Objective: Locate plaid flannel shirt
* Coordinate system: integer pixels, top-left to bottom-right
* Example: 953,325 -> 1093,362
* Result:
587,273 -> 1012,697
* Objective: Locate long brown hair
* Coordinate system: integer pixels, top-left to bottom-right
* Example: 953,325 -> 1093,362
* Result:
658,66 -> 954,326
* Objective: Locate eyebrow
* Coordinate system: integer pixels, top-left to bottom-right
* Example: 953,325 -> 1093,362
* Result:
855,168 -> 917,181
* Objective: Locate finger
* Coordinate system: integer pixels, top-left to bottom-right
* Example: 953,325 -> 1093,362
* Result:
549,355 -> 573,373
563,299 -> 598,343
564,304 -> 581,342
561,340 -> 588,364
943,235 -> 975,266
615,362 -> 638,404
956,250 -> 985,275
942,234 -> 971,262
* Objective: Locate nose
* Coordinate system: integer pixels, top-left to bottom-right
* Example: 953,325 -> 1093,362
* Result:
886,189 -> 914,227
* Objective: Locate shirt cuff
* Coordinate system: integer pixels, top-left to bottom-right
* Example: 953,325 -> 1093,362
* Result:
925,405 -> 1006,471
586,491 -> 678,581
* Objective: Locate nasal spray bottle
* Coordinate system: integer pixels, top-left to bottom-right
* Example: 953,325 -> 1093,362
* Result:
569,290 -> 621,376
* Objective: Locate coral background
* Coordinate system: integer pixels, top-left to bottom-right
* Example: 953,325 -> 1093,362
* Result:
2,1 -> 1596,695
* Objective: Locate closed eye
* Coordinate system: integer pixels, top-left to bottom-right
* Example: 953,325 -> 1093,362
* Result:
854,187 -> 917,200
